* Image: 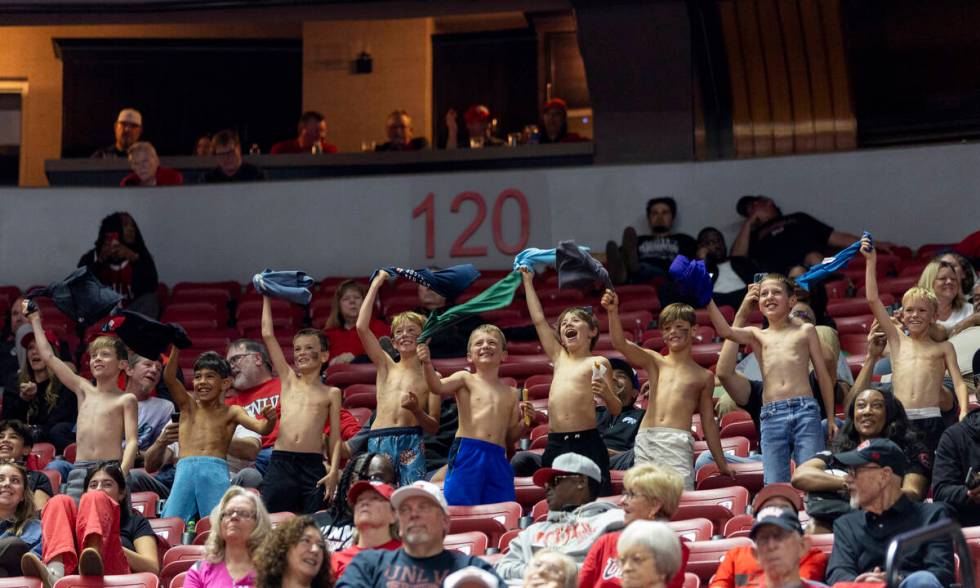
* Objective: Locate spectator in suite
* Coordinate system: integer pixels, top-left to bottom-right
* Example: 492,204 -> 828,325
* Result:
605,196 -> 697,287
826,438 -> 954,587
748,507 -> 826,588
445,105 -> 504,149
185,486 -> 271,588
271,111 -> 338,155
255,515 -> 332,588
0,463 -> 41,578
91,108 -> 142,159
202,130 -> 267,183
78,212 -> 160,318
579,463 -> 688,588
375,110 -> 428,152
614,520 -> 682,588
337,481 -> 504,587
538,99 -> 588,144
931,389 -> 980,527
0,421 -> 54,511
709,484 -> 828,588
323,281 -> 387,366
495,454 -> 624,581
193,135 -> 212,156
329,481 -> 401,579
120,142 -> 182,187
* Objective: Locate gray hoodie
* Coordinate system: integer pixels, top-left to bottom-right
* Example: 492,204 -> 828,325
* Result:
494,501 -> 625,580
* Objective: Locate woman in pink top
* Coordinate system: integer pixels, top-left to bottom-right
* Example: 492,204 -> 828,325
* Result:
185,487 -> 272,588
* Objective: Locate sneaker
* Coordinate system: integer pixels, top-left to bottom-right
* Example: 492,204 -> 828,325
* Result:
21,552 -> 52,588
79,548 -> 104,576
622,226 -> 640,274
605,240 -> 627,286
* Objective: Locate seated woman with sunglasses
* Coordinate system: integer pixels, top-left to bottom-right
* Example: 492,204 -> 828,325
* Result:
186,486 -> 272,588
21,462 -> 158,587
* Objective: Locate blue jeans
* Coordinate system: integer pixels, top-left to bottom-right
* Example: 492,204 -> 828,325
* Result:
899,571 -> 943,588
760,396 -> 825,484
255,446 -> 273,475
46,458 -> 73,484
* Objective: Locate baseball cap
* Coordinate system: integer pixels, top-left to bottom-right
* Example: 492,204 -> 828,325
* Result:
736,195 -> 763,217
751,483 -> 803,513
20,329 -> 58,350
443,566 -> 500,588
542,98 -> 567,113
533,453 -> 601,487
835,438 -> 908,476
750,506 -> 804,539
117,108 -> 142,126
608,357 -> 640,391
463,105 -> 491,124
347,480 -> 395,506
390,481 -> 449,515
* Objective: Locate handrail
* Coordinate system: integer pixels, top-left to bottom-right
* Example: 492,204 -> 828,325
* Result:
884,518 -> 974,588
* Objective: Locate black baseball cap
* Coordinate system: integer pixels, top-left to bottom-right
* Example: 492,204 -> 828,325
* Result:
750,506 -> 804,538
608,357 -> 640,390
835,438 -> 908,476
736,195 -> 764,217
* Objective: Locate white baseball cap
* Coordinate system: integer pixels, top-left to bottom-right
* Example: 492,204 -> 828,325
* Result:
117,108 -> 142,126
390,481 -> 450,515
533,453 -> 602,486
443,566 -> 500,588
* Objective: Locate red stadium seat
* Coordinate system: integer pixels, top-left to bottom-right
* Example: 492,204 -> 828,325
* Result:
823,279 -> 849,299
0,578 -> 44,587
431,358 -> 471,375
342,383 -> 376,400
719,410 -> 752,430
63,444 -> 76,463
326,369 -> 377,387
53,573 -> 160,587
667,517 -> 714,542
31,443 -> 55,469
507,341 -> 542,356
161,557 -> 199,588
529,424 -> 549,441
684,572 -> 701,588
498,528 -> 521,553
443,531 -> 488,556
693,436 -> 751,462
722,513 -> 755,538
514,477 -> 546,512
809,533 -> 834,556
448,501 -> 521,545
344,392 -> 377,410
696,461 -> 766,494
162,545 -> 206,569
686,537 -> 753,584
130,492 -> 159,518
499,362 -> 553,380
827,298 -> 871,318
898,259 -> 931,277
846,354 -> 868,378
347,407 -> 372,426
172,281 -> 240,300
859,276 -> 918,299
149,517 -> 185,547
597,310 -> 653,337
42,469 -> 61,494
834,314 -> 874,335
674,486 -> 750,530
840,334 -> 871,356
916,243 -> 955,259
609,470 -> 626,495
170,573 -> 187,588
530,499 -> 549,522
526,383 -> 550,400
523,374 -> 552,389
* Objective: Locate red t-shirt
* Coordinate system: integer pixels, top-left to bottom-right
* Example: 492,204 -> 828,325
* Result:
325,320 -> 388,358
331,539 -> 402,578
708,545 -> 827,588
120,167 -> 184,187
579,530 -> 690,588
270,138 -> 338,154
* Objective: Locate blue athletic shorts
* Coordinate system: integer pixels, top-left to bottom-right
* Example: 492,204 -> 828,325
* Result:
444,437 -> 516,506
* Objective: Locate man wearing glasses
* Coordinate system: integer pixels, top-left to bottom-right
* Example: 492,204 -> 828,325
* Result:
748,507 -> 825,588
201,129 -> 266,183
495,453 -> 625,581
827,439 -> 954,587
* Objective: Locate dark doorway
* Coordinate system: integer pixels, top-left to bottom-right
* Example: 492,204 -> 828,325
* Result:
55,38 -> 302,158
0,93 -> 21,185
432,29 -> 538,149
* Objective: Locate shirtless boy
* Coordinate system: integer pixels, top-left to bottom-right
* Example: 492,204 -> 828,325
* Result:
602,293 -> 730,489
161,348 -> 276,520
418,324 -> 533,505
24,301 -> 138,499
862,237 -> 969,455
358,271 -> 439,484
259,297 -> 343,513
521,268 -> 621,492
706,276 -> 837,484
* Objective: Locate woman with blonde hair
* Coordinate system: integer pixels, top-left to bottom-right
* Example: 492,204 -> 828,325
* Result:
322,280 -> 387,366
184,486 -> 272,587
918,259 -> 972,333
579,463 -> 688,588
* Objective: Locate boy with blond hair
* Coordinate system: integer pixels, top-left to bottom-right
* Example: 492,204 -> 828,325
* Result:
359,271 -> 439,484
23,301 -> 138,499
862,237 -> 969,455
260,297 -> 344,513
521,268 -> 621,492
706,275 -> 836,484
418,324 -> 533,505
602,293 -> 730,489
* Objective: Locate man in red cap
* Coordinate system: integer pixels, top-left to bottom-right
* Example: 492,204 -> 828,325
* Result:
445,104 -> 503,149
539,98 -> 589,144
709,483 -> 828,588
330,480 -> 401,579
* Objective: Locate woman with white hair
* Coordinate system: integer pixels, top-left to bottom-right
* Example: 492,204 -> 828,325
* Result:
184,486 -> 272,587
616,520 -> 682,588
120,141 -> 183,187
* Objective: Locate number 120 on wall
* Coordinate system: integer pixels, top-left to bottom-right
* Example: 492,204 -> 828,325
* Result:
412,189 -> 531,258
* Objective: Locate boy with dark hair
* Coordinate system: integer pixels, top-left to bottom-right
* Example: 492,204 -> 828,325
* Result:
521,268 -> 620,492
260,297 -> 343,513
603,294 -> 730,489
706,275 -> 837,484
0,419 -> 54,509
24,301 -> 138,499
161,349 -> 276,520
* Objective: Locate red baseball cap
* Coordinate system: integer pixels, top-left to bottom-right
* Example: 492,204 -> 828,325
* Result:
542,98 -> 567,113
347,480 -> 396,506
20,329 -> 58,349
751,482 -> 804,513
464,105 -> 491,124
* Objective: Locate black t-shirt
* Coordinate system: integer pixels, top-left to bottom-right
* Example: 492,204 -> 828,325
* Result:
596,407 -> 645,452
749,212 -> 834,273
313,510 -> 354,552
337,548 -> 506,588
119,510 -> 155,551
27,470 -> 53,497
201,162 -> 267,183
636,233 -> 697,272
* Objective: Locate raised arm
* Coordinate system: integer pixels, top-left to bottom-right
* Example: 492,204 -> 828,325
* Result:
592,357 -> 622,416
120,394 -> 139,474
261,296 -> 293,381
845,324 -> 886,410
520,268 -> 561,359
861,237 -> 901,344
699,374 -> 733,478
707,300 -> 755,345
716,285 -> 758,406
417,344 -> 467,397
23,302 -> 86,394
357,272 -> 391,366
944,342 -> 970,421
806,324 -> 838,441
729,214 -> 757,258
601,290 -> 663,373
163,347 -> 192,410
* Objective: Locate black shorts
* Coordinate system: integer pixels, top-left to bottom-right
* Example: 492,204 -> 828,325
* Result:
542,428 -> 611,495
260,450 -> 327,514
908,416 -> 946,467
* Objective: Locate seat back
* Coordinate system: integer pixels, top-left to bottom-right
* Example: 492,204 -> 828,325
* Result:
443,531 -> 489,556
447,502 -> 521,546
149,517 -> 185,547
130,492 -> 160,518
667,517 -> 714,543
686,537 -> 754,584
53,573 -> 160,587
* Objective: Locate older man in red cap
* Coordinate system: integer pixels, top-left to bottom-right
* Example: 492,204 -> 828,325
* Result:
539,98 -> 589,144
444,104 -> 504,149
709,484 -> 828,588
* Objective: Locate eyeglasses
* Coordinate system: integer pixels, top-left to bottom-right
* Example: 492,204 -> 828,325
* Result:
227,353 -> 254,366
617,552 -> 653,568
297,535 -> 327,552
545,474 -> 582,489
221,509 -> 256,520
